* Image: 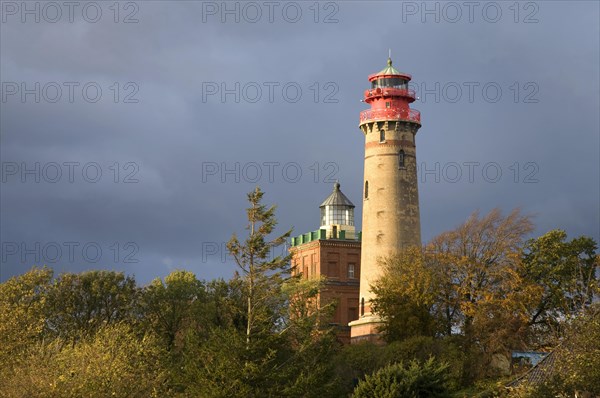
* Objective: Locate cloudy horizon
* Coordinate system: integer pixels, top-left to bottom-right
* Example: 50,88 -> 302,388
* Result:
1,1 -> 598,285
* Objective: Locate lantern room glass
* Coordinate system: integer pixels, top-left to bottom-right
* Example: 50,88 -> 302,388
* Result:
321,205 -> 354,227
371,78 -> 408,90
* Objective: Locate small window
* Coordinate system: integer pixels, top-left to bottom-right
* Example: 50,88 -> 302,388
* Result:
360,297 -> 365,316
379,129 -> 385,142
399,150 -> 405,168
385,102 -> 391,108
364,181 -> 369,199
348,263 -> 355,279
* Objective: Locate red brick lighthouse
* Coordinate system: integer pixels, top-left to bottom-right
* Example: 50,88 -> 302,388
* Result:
349,57 -> 423,343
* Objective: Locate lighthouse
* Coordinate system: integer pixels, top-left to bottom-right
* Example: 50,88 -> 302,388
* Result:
349,57 -> 423,343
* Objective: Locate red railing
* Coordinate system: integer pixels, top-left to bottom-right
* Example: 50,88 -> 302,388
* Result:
364,87 -> 416,100
359,108 -> 421,124
368,72 -> 412,81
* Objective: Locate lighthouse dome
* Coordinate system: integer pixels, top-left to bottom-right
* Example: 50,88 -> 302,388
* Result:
376,57 -> 402,76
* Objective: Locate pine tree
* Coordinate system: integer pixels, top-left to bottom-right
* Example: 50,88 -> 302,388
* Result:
226,186 -> 292,348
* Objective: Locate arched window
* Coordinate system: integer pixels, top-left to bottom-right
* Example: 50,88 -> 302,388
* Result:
364,181 -> 369,199
379,129 -> 385,143
398,150 -> 405,168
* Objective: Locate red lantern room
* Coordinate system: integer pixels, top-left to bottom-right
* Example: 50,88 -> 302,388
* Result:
360,57 -> 421,126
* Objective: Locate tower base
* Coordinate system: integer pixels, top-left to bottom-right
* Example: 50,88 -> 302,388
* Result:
348,314 -> 385,344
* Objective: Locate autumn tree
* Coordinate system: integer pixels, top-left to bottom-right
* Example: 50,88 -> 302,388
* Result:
427,208 -> 534,340
374,209 -> 538,378
0,267 -> 53,371
1,322 -> 167,398
371,247 -> 442,342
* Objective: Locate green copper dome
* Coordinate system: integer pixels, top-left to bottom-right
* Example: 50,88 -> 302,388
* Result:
376,57 -> 402,76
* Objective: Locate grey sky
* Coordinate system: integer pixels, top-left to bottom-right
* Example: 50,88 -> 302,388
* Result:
1,1 -> 599,284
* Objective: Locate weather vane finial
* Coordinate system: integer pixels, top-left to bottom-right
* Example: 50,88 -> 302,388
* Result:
388,49 -> 392,66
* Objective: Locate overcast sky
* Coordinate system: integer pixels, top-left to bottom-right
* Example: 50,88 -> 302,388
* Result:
1,1 -> 598,285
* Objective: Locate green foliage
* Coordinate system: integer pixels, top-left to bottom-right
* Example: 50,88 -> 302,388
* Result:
46,270 -> 138,341
333,336 -> 468,395
371,247 -> 442,342
174,187 -> 340,397
2,202 -> 596,397
385,336 -> 468,390
227,186 -> 293,347
521,229 -> 599,345
140,270 -> 209,349
204,277 -> 247,331
372,210 -> 593,381
281,275 -> 335,342
0,267 -> 53,367
176,327 -> 258,397
516,305 -> 600,397
1,322 -> 167,398
352,358 -> 452,398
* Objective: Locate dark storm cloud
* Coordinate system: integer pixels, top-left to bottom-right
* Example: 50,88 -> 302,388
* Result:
1,1 -> 598,285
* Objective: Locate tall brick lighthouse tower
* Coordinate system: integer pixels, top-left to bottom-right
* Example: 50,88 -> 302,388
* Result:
349,57 -> 422,343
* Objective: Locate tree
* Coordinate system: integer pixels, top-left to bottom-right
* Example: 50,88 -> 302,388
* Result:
226,186 -> 292,348
509,305 -> 600,398
521,229 -> 599,345
427,208 -> 534,337
373,209 -> 538,379
546,304 -> 600,395
182,187 -> 293,397
426,209 -> 537,377
371,247 -> 441,342
184,187 -> 341,398
352,358 -> 451,398
1,322 -> 168,398
140,270 -> 209,350
46,270 -> 137,341
281,275 -> 335,343
204,277 -> 247,332
276,276 -> 340,397
0,267 -> 53,369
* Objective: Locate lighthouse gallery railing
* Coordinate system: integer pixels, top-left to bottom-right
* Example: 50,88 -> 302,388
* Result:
359,108 -> 421,124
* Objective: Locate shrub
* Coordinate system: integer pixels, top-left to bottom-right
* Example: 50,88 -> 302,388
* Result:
352,358 -> 451,398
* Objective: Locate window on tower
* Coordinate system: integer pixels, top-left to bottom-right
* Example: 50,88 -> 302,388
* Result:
399,150 -> 405,168
347,263 -> 355,279
371,78 -> 408,89
385,102 -> 391,108
323,205 -> 355,226
364,181 -> 369,199
379,129 -> 385,142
